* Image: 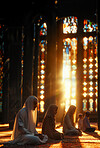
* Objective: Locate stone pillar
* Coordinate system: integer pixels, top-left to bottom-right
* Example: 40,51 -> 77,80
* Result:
45,12 -> 56,110
76,17 -> 84,116
56,19 -> 64,123
22,20 -> 34,104
8,26 -> 22,129
33,23 -> 39,97
97,8 -> 100,129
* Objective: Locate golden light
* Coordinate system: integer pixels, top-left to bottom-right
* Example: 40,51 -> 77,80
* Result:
71,99 -> 76,106
83,58 -> 87,62
40,95 -> 44,99
83,87 -> 87,91
89,69 -> 93,74
41,48 -> 45,52
63,36 -> 77,112
89,92 -> 93,97
89,57 -> 93,62
40,85 -> 44,89
40,90 -> 44,94
89,63 -> 93,68
89,87 -> 93,91
89,75 -> 93,79
83,64 -> 87,68
41,65 -> 45,69
89,81 -> 93,85
41,75 -> 45,79
83,82 -> 87,86
83,92 -> 87,97
40,101 -> 44,112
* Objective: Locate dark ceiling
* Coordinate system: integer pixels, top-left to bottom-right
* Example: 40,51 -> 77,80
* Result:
0,0 -> 98,25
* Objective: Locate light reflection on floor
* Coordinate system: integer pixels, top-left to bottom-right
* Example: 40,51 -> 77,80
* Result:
0,123 -> 100,148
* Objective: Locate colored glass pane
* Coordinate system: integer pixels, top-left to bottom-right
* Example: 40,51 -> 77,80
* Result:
83,36 -> 98,112
63,38 -> 77,112
40,23 -> 47,36
63,17 -> 78,34
83,20 -> 98,32
38,39 -> 47,112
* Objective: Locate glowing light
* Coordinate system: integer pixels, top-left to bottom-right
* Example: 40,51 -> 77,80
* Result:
89,87 -> 93,91
63,37 -> 77,111
89,92 -> 93,97
83,82 -> 87,86
89,57 -> 93,62
83,92 -> 87,97
40,90 -> 44,94
71,99 -> 76,106
83,58 -> 87,62
89,75 -> 93,79
89,81 -> 93,85
41,48 -> 45,52
83,87 -> 87,91
40,95 -> 44,99
89,63 -> 93,68
63,17 -> 78,34
40,101 -> 44,112
41,65 -> 45,69
38,39 -> 47,113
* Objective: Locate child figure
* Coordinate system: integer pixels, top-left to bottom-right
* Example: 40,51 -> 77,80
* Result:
78,113 -> 83,130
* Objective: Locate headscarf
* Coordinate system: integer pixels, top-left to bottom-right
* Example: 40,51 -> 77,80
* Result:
11,96 -> 38,140
66,105 -> 76,126
44,104 -> 58,119
23,96 -> 38,133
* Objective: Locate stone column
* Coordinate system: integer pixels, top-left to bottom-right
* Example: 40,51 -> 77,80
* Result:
56,19 -> 64,123
8,26 -> 22,129
76,17 -> 84,115
33,23 -> 40,97
45,11 -> 56,110
22,21 -> 34,104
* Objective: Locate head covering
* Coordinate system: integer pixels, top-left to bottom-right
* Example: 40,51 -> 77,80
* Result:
24,96 -> 38,132
44,104 -> 58,118
67,105 -> 76,115
66,105 -> 76,126
11,96 -> 38,140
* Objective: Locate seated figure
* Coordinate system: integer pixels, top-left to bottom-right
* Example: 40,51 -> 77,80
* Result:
42,104 -> 63,140
77,113 -> 83,130
6,96 -> 48,145
83,111 -> 95,132
63,105 -> 82,136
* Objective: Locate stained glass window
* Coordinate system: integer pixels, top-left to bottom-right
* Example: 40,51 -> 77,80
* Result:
63,16 -> 78,34
83,99 -> 87,111
0,24 -> 5,112
83,20 -> 98,32
21,26 -> 24,97
63,38 -> 77,111
83,36 -> 98,112
38,40 -> 47,112
40,23 -> 47,36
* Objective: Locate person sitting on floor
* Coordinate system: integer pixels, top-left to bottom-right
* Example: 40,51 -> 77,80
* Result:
42,104 -> 63,140
77,113 -> 83,130
6,96 -> 48,145
63,105 -> 82,136
83,111 -> 96,132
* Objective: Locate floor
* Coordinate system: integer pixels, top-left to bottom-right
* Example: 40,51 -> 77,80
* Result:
0,123 -> 100,148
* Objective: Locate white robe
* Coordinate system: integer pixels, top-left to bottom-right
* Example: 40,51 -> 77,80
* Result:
7,96 -> 48,145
